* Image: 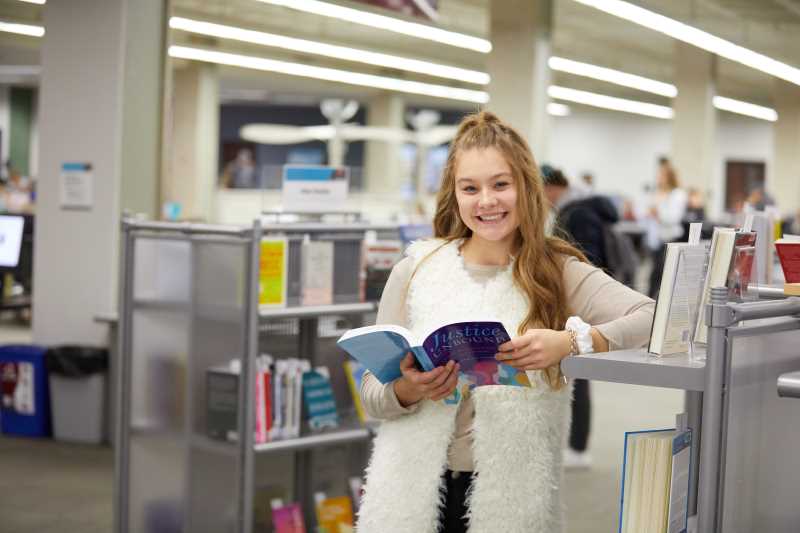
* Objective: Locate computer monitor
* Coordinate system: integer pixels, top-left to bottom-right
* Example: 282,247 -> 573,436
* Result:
0,215 -> 25,268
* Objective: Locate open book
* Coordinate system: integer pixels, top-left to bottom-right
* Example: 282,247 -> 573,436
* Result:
336,321 -> 531,392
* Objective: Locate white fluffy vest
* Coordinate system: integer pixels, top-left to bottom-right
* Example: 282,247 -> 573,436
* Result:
357,239 -> 571,533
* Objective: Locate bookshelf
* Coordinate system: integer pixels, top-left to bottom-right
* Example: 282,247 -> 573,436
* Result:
562,289 -> 800,533
114,218 -> 394,533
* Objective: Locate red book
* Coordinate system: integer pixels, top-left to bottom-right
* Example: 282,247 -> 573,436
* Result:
775,240 -> 800,284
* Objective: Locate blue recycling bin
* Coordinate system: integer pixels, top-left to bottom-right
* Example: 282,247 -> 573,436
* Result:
0,345 -> 51,437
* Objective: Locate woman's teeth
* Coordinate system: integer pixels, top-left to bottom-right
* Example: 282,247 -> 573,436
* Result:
478,213 -> 505,222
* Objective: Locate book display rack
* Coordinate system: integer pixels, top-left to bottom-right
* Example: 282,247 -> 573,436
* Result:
563,287 -> 800,532
113,218 -> 397,533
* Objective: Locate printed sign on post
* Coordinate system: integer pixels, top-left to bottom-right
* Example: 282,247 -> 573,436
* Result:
60,162 -> 93,209
281,165 -> 349,213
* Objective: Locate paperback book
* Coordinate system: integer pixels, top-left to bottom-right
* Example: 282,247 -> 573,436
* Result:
337,321 -> 531,403
693,228 -> 757,344
648,243 -> 707,356
618,426 -> 692,533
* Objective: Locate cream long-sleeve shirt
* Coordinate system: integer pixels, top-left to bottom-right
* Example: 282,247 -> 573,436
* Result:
360,254 -> 655,471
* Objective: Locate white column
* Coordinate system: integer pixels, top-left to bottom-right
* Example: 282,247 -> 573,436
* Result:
487,0 -> 552,162
772,80 -> 800,215
671,42 -> 717,208
33,0 -> 165,344
363,92 -> 405,194
164,62 -> 219,221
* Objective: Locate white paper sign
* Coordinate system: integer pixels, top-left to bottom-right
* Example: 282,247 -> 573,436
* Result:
0,215 -> 24,268
60,162 -> 93,209
281,165 -> 349,213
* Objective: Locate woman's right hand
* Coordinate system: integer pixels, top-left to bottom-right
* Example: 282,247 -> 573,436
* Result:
393,353 -> 460,407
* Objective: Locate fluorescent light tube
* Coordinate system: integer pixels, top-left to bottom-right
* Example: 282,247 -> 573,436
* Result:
548,85 -> 674,119
713,96 -> 778,122
549,56 -> 677,98
17,0 -> 45,4
169,46 -> 489,104
169,17 -> 489,85
572,0 -> 800,87
255,0 -> 491,53
547,103 -> 571,116
0,20 -> 44,37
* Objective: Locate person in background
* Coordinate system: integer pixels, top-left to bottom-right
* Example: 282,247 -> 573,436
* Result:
222,147 -> 257,188
542,168 -> 621,469
581,172 -> 595,192
680,187 -> 707,241
644,159 -> 687,298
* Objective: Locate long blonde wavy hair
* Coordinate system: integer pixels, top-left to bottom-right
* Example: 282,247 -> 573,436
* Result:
427,111 -> 586,389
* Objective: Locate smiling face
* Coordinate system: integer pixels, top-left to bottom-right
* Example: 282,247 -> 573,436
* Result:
454,146 -> 520,249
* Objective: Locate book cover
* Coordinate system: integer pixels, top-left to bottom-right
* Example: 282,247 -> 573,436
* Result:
271,500 -> 306,533
342,360 -> 374,425
649,243 -> 707,356
259,238 -> 288,308
775,239 -> 800,284
315,495 -> 353,533
337,321 -> 531,402
618,428 -> 691,533
301,240 -> 334,306
301,367 -> 339,431
725,232 -> 757,300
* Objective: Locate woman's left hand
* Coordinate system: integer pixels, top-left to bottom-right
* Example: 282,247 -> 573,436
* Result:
495,329 -> 571,371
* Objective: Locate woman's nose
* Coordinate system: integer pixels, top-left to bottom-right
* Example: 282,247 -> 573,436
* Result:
478,189 -> 497,207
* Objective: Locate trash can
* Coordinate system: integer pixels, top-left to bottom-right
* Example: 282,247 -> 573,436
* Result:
0,344 -> 51,437
46,346 -> 109,444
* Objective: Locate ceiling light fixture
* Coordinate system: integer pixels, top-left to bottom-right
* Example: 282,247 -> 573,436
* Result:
549,56 -> 677,97
254,0 -> 491,53
169,46 -> 489,103
713,96 -> 778,122
548,85 -> 674,119
169,17 -> 489,85
547,103 -> 571,117
0,20 -> 44,37
17,0 -> 45,4
549,56 -> 778,121
572,0 -> 800,87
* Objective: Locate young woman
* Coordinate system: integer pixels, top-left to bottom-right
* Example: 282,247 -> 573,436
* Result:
357,111 -> 654,533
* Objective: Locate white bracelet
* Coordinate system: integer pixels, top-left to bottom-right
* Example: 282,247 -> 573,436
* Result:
565,316 -> 594,355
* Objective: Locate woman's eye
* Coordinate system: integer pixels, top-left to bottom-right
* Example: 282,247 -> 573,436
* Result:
495,181 -> 509,188
462,186 -> 477,193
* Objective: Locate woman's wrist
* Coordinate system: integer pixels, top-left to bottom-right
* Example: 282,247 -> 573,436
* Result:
393,377 -> 422,407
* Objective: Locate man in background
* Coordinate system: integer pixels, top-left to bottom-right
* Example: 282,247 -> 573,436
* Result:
542,167 -> 622,469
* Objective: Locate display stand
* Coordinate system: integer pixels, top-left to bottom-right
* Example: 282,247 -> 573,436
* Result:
113,218 -> 392,533
562,289 -> 800,533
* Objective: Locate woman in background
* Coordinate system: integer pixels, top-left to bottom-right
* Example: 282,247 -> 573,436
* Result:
645,160 -> 687,298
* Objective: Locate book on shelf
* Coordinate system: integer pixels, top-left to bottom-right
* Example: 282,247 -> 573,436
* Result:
775,235 -> 800,292
693,227 -> 757,345
255,355 -> 273,444
315,493 -> 354,533
648,242 -> 707,356
362,240 -> 403,302
259,237 -> 288,308
301,238 -> 334,306
337,321 -> 531,404
270,499 -> 306,533
342,360 -> 374,425
618,420 -> 692,533
301,367 -> 339,431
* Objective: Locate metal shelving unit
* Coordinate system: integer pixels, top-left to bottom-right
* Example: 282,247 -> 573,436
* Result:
562,288 -> 800,533
114,218 -> 388,533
